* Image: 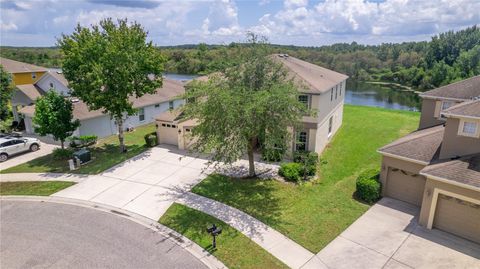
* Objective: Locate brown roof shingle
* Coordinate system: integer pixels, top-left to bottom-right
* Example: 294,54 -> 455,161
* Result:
420,75 -> 480,100
0,57 -> 48,73
442,99 -> 480,119
16,84 -> 44,101
421,154 -> 480,189
378,125 -> 444,164
272,54 -> 348,94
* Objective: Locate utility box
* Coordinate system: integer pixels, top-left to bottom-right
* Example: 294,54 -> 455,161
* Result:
73,148 -> 91,164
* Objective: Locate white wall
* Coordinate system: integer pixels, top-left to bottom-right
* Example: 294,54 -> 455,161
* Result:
36,73 -> 70,96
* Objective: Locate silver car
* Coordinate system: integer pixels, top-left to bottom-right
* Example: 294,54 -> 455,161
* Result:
0,137 -> 40,162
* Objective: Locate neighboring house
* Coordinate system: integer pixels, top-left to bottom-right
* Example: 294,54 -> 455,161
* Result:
19,74 -> 185,138
155,54 -> 349,155
378,75 -> 480,244
0,57 -> 48,121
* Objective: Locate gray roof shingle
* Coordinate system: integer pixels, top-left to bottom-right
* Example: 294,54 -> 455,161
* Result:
442,99 -> 480,118
378,125 -> 444,164
420,75 -> 480,100
421,155 -> 480,189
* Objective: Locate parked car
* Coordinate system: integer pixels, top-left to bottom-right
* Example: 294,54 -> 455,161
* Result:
0,137 -> 40,162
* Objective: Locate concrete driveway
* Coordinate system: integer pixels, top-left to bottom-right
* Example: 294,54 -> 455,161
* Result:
0,200 -> 207,269
52,145 -> 210,220
0,142 -> 58,171
304,198 -> 480,268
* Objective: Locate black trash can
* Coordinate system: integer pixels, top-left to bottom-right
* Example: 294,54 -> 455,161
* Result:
73,148 -> 91,164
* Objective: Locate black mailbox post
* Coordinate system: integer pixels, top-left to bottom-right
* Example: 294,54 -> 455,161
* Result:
206,224 -> 222,248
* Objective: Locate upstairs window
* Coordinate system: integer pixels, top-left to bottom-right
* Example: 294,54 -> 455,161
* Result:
298,95 -> 310,109
459,120 -> 479,137
155,104 -> 160,108
335,85 -> 338,100
339,82 -> 342,96
169,101 -> 174,110
330,88 -> 333,101
49,82 -> 54,88
328,116 -> 333,136
441,101 -> 454,111
31,72 -> 36,79
138,108 -> 145,122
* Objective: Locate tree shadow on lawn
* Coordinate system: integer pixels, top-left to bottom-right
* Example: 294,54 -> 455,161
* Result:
190,174 -> 288,230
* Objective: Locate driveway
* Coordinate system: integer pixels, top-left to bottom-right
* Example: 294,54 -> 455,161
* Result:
303,198 -> 480,268
0,200 -> 207,269
0,142 -> 58,171
52,145 -> 210,220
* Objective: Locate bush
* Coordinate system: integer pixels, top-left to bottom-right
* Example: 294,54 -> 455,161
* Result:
52,148 -> 73,160
144,132 -> 158,147
69,135 -> 97,148
356,169 -> 381,203
262,146 -> 286,162
293,151 -> 319,176
279,162 -> 303,182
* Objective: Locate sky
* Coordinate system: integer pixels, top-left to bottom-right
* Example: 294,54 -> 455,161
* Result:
1,0 -> 479,47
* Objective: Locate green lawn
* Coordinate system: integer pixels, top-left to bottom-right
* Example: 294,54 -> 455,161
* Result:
159,203 -> 288,269
0,181 -> 75,196
1,124 -> 155,174
191,105 -> 420,252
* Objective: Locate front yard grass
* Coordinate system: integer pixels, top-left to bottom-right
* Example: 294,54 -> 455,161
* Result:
191,105 -> 420,252
0,181 -> 75,196
1,124 -> 155,174
159,203 -> 288,269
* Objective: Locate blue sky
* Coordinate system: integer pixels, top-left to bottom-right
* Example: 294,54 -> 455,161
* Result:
1,0 -> 479,47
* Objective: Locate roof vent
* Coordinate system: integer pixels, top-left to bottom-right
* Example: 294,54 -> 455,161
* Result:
71,98 -> 80,103
56,70 -> 63,74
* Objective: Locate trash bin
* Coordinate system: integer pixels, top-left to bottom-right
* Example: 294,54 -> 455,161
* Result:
73,148 -> 91,164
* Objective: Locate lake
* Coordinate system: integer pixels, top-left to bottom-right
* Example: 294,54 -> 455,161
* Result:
165,74 -> 423,112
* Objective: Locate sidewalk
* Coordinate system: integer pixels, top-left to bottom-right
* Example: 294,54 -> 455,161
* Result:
177,192 -> 317,269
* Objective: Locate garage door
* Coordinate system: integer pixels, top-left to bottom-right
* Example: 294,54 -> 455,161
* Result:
158,123 -> 178,146
433,194 -> 480,244
386,168 -> 426,206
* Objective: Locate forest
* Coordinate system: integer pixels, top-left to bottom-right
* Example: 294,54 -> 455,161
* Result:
1,25 -> 479,91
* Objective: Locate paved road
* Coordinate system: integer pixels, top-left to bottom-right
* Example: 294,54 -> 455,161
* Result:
0,201 -> 207,269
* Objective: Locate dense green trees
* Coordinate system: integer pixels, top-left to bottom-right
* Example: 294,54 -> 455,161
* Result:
2,25 -> 479,91
0,66 -> 13,121
33,91 -> 80,149
58,18 -> 164,152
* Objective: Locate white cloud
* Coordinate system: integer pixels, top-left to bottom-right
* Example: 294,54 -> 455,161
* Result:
201,0 -> 241,36
0,21 -> 17,31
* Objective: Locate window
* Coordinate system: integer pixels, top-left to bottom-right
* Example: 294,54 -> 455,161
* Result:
185,128 -> 191,132
339,82 -> 342,96
298,95 -> 309,109
49,82 -> 54,88
330,88 -> 333,101
172,125 -> 177,128
155,104 -> 160,108
162,123 -> 166,127
441,101 -> 454,111
335,85 -> 338,99
166,124 -> 171,127
31,72 -> 36,79
328,116 -> 333,136
138,108 -> 145,122
169,101 -> 174,110
459,120 -> 478,137
295,131 -> 308,151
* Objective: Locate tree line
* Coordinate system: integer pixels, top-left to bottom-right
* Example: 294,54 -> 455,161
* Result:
1,25 -> 479,91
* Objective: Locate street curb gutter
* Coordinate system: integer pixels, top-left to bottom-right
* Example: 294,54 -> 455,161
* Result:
0,196 -> 227,269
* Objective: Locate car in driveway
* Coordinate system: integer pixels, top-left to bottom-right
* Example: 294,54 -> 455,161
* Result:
0,137 -> 40,162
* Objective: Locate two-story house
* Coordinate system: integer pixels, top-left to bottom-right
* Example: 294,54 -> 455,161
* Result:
154,54 -> 348,155
0,57 -> 48,121
378,75 -> 480,244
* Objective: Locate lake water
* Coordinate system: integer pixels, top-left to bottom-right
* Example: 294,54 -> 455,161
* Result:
163,74 -> 422,112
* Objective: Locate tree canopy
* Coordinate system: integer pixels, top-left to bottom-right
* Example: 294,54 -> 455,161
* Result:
58,18 -> 165,152
183,34 -> 307,177
0,65 -> 13,121
33,90 -> 80,149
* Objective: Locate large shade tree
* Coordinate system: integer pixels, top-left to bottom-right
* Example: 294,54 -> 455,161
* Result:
183,34 -> 308,177
58,18 -> 164,152
33,91 -> 80,149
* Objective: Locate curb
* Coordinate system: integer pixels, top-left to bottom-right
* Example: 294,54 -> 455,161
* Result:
0,172 -> 88,182
0,195 -> 227,269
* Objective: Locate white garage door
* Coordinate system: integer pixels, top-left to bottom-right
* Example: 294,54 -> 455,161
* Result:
433,194 -> 480,244
158,123 -> 178,146
386,168 -> 426,206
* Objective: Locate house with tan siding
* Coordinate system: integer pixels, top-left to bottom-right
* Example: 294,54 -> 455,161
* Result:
155,54 -> 348,155
378,75 -> 480,244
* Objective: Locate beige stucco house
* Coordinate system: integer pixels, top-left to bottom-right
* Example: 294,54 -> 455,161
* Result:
378,75 -> 480,244
155,54 -> 349,155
